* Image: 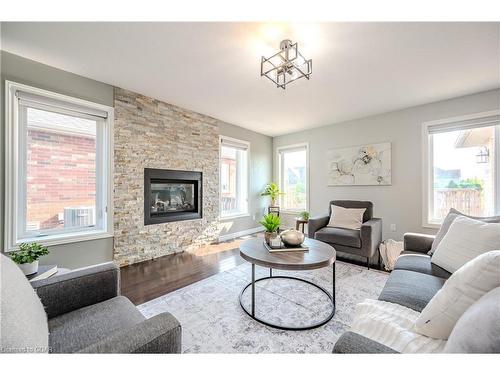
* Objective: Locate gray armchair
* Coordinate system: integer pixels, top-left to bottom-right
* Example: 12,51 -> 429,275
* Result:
1,253 -> 181,354
308,200 -> 382,268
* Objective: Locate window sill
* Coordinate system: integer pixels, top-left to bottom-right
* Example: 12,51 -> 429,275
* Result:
280,210 -> 306,216
8,230 -> 114,251
422,222 -> 441,230
220,213 -> 251,220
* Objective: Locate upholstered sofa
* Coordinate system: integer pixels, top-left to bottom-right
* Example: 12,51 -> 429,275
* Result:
333,232 -> 499,353
308,200 -> 382,268
0,254 -> 181,353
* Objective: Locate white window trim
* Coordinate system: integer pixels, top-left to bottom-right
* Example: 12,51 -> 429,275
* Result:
219,135 -> 250,220
4,81 -> 114,251
421,110 -> 500,229
276,142 -> 310,214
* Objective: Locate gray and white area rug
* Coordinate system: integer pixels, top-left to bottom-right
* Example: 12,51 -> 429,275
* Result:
138,261 -> 389,353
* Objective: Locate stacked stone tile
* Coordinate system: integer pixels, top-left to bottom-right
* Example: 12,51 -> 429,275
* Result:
114,87 -> 220,266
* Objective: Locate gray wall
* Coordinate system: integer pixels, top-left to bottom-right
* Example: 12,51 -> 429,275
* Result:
218,122 -> 272,237
0,50 -> 115,268
0,50 -> 272,268
3,49 -> 498,267
273,89 -> 500,240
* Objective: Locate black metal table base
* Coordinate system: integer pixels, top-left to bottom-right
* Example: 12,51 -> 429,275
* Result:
239,264 -> 336,331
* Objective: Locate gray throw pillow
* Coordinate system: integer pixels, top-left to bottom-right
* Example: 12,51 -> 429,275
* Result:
0,254 -> 49,353
428,208 -> 500,255
444,287 -> 500,353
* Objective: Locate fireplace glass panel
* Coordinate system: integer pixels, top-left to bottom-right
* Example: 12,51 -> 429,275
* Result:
144,168 -> 202,225
150,181 -> 196,215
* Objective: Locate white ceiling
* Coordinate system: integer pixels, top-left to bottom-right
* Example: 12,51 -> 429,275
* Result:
1,22 -> 499,136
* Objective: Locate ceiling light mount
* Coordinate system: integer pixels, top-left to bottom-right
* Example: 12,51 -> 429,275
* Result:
261,39 -> 312,89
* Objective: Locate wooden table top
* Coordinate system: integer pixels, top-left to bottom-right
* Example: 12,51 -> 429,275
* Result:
239,237 -> 336,271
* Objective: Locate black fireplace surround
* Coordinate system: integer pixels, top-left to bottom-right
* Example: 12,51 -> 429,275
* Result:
144,168 -> 202,225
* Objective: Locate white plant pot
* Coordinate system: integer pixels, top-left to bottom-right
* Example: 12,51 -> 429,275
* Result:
18,260 -> 39,276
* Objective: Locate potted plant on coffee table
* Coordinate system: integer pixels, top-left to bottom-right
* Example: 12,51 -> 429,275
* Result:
259,213 -> 281,246
10,242 -> 50,275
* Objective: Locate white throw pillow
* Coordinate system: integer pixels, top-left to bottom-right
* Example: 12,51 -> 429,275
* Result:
431,216 -> 500,273
414,250 -> 500,339
444,287 -> 500,353
327,205 -> 366,230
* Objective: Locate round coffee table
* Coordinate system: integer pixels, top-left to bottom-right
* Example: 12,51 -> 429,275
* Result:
239,237 -> 336,331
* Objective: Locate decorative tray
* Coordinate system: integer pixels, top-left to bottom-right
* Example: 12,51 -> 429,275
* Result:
263,241 -> 309,253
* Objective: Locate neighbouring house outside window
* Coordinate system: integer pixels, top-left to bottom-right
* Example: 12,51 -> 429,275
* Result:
4,81 -> 114,249
423,111 -> 500,227
220,136 -> 249,218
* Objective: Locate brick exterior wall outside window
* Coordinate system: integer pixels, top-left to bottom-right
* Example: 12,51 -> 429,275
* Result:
26,129 -> 96,230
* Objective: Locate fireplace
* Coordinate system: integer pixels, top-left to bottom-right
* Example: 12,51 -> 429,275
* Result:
144,168 -> 202,225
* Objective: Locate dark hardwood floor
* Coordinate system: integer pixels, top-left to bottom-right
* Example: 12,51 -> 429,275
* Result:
121,233 -> 385,305
120,239 -> 248,305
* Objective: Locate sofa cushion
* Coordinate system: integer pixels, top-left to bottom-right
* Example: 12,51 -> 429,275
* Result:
394,254 -> 451,279
444,287 -> 500,353
330,200 -> 373,222
378,270 -> 446,312
431,216 -> 500,273
415,251 -> 500,339
429,208 -> 500,255
428,209 -> 461,256
327,205 -> 366,230
48,296 -> 145,353
314,227 -> 361,248
0,254 -> 49,353
333,331 -> 398,354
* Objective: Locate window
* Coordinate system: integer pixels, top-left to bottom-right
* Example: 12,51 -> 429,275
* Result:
278,144 -> 308,212
5,81 -> 114,249
423,111 -> 500,227
220,136 -> 249,218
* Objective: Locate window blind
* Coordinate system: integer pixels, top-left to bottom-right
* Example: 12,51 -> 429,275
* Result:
279,145 -> 307,154
16,90 -> 109,119
427,114 -> 500,134
220,137 -> 249,150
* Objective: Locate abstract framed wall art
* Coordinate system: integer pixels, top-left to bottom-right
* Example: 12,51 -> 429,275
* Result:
327,142 -> 392,186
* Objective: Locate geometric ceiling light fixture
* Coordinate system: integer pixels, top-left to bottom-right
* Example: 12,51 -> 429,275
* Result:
261,39 -> 312,89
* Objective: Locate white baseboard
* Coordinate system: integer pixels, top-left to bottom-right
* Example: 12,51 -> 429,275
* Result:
218,227 -> 262,242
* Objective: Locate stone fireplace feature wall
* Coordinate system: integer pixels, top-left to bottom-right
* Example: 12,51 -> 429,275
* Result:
114,87 -> 220,266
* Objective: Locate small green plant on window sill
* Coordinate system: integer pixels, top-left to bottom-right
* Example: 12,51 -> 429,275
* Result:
10,242 -> 49,265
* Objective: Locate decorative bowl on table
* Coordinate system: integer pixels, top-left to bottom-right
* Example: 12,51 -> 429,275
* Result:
280,229 -> 305,247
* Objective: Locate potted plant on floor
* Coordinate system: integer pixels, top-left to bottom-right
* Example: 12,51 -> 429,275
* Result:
259,213 -> 281,246
260,182 -> 284,208
10,242 -> 50,275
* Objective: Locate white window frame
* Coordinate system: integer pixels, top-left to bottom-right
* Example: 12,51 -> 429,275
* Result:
276,143 -> 309,214
422,110 -> 500,229
219,135 -> 250,219
4,81 -> 114,250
